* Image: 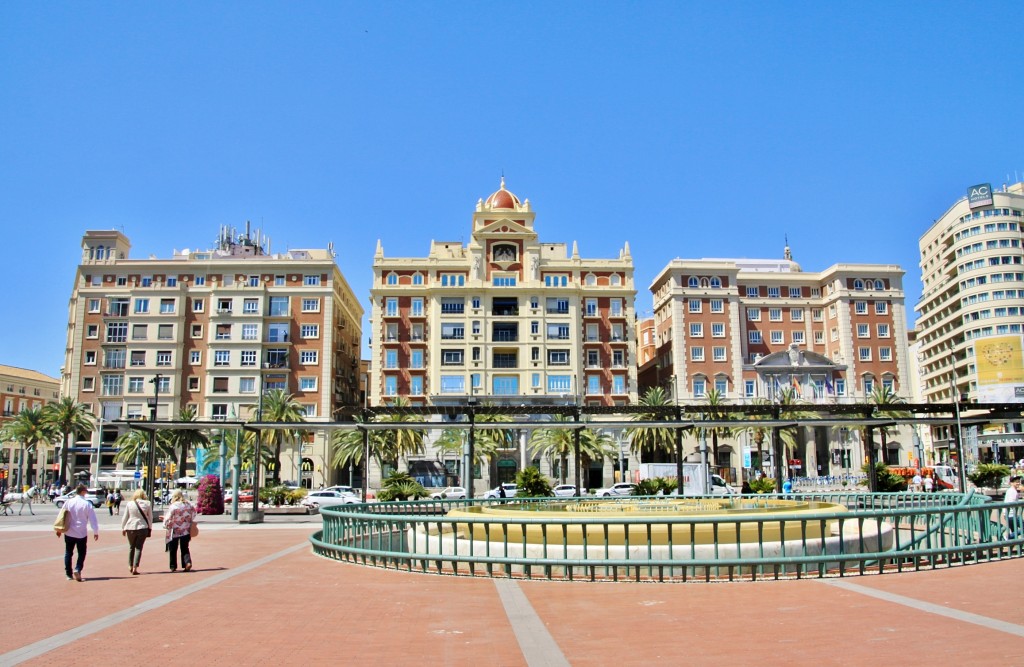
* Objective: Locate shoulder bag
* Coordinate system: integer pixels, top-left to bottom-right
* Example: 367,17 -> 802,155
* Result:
136,501 -> 151,538
53,506 -> 69,534
189,521 -> 199,538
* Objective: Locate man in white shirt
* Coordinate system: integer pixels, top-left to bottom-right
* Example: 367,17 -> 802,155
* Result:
56,484 -> 99,581
1004,476 -> 1022,539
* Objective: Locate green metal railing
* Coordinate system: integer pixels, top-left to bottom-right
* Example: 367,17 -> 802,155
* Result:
310,492 -> 1024,582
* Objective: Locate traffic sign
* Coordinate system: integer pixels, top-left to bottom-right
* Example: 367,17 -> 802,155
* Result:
134,470 -> 141,480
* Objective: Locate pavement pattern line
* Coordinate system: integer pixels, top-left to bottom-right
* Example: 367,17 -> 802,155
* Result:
821,578 -> 1024,638
0,545 -> 124,571
494,579 -> 570,667
0,541 -> 309,666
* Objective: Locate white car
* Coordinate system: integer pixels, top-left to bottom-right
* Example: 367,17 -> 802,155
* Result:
595,482 -> 636,497
430,486 -> 467,500
301,489 -> 360,510
552,484 -> 579,497
482,483 -> 517,499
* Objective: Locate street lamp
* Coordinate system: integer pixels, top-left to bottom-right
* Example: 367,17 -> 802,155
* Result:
146,374 -> 162,502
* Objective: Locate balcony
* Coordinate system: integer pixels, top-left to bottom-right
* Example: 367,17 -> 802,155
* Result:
492,331 -> 518,342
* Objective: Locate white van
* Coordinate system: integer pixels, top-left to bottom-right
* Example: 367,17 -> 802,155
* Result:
930,465 -> 959,491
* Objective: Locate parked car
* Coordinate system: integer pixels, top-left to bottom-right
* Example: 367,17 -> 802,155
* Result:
595,482 -> 636,497
552,484 -> 579,497
430,486 -> 467,500
301,490 -> 361,510
482,483 -> 517,499
55,488 -> 107,508
224,489 -> 255,504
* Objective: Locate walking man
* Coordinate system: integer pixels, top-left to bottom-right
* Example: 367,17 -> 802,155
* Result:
56,484 -> 99,581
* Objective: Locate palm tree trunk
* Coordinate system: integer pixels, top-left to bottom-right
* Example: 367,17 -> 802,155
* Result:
60,431 -> 71,487
560,452 -> 568,485
19,444 -> 26,489
712,431 -> 719,470
178,445 -> 189,481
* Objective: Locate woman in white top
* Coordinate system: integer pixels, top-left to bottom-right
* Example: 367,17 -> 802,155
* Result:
121,488 -> 154,575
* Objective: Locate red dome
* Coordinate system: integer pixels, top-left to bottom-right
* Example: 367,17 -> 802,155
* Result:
484,177 -> 521,210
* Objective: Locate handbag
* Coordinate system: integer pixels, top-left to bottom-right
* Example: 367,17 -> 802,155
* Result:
136,501 -> 151,538
53,507 -> 69,534
189,521 -> 199,538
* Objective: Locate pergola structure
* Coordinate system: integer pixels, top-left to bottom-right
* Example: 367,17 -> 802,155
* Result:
116,401 -> 1024,506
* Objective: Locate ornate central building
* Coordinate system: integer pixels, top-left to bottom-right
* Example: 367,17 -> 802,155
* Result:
369,180 -> 637,407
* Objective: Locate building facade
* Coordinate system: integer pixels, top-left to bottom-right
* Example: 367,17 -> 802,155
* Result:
0,365 -> 60,489
62,227 -> 363,487
917,181 -> 1024,463
369,180 -> 637,490
641,249 -> 911,478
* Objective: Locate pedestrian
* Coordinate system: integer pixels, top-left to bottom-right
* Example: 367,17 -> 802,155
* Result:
106,491 -> 114,516
55,484 -> 99,582
1005,476 -> 1022,539
923,474 -> 934,493
121,488 -> 153,575
162,489 -> 197,573
113,489 -> 123,515
912,471 -> 923,492
782,477 -> 794,495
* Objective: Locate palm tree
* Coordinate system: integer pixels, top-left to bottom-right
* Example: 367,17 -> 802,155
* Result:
690,388 -> 732,469
42,397 -> 95,487
331,397 -> 425,479
1,407 -> 57,488
114,429 -> 175,466
434,406 -> 515,472
866,385 -> 911,480
530,416 -> 616,484
775,387 -> 814,464
627,386 -> 675,462
165,405 -> 210,479
259,389 -> 306,484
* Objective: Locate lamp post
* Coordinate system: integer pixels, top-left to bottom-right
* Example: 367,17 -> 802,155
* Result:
950,375 -> 967,490
145,374 -> 162,502
465,394 -> 478,497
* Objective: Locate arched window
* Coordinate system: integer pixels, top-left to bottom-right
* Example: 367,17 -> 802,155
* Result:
688,277 -> 699,288
611,274 -> 621,286
710,277 -> 722,288
853,279 -> 864,291
386,273 -> 398,285
412,274 -> 423,285
585,274 -> 597,286
874,279 -> 884,290
96,245 -> 105,260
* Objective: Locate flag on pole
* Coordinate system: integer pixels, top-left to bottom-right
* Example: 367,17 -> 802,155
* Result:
773,376 -> 783,398
790,375 -> 801,397
825,378 -> 835,395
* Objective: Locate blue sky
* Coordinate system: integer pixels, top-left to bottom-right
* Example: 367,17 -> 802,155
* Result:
2,2 -> 1023,378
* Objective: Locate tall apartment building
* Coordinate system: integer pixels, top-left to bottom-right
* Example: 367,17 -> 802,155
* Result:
640,249 -> 911,476
62,227 -> 363,487
0,365 -> 60,488
370,179 -> 637,407
917,181 -> 1024,463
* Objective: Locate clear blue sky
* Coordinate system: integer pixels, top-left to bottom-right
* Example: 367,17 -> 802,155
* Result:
2,2 -> 1023,378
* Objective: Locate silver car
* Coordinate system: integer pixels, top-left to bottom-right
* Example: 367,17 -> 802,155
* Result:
301,489 -> 360,510
552,484 -> 578,497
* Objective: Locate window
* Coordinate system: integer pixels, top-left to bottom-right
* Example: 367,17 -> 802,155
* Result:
240,350 -> 257,367
690,323 -> 703,337
691,346 -> 705,361
242,298 -> 258,314
548,350 -> 569,365
160,298 -> 175,314
612,350 -> 624,367
711,322 -> 725,338
814,331 -> 824,344
709,299 -> 724,313
299,377 -> 317,391
386,273 -> 398,286
688,276 -> 699,288
881,377 -> 894,392
831,327 -> 839,341
88,298 -> 100,313
157,324 -> 173,340
407,376 -> 422,395
863,377 -> 874,394
273,275 -> 284,286
134,298 -> 150,314
216,324 -> 232,340
236,377 -> 255,394
853,279 -> 864,291
613,375 -> 626,394
242,324 -> 258,340
267,323 -> 288,343
857,324 -> 869,338
301,324 -> 320,339
300,350 -> 319,364
440,375 -> 464,394
875,301 -> 888,315
212,377 -> 229,394
692,378 -> 706,397
106,322 -> 128,343
472,297 -> 481,310
193,275 -> 206,286
441,298 -> 465,314
442,350 -> 464,366
585,299 -> 598,317
828,304 -> 837,318
302,298 -> 321,313
385,349 -> 398,369
877,324 -> 890,338
879,347 -> 892,362
101,375 -> 123,396
411,350 -> 423,369
217,298 -> 232,313
770,331 -> 783,344
688,299 -> 701,313
749,330 -> 762,344
610,299 -> 623,316
811,308 -> 823,321
547,375 -> 571,393
611,323 -> 624,340
442,322 -> 466,340
492,375 -> 519,395
492,275 -> 517,287
546,297 -> 570,314
767,287 -> 780,298
769,308 -> 782,322
268,296 -> 288,316
791,308 -> 804,322
128,377 -> 144,393
859,347 -> 872,361
792,331 -> 805,344
854,301 -> 867,315
747,308 -> 760,321
384,376 -> 398,396
440,273 -> 465,287
132,324 -> 147,340
214,350 -> 230,367
412,274 -> 423,285
411,298 -> 424,317
587,349 -> 599,367
385,298 -> 398,317
745,380 -> 756,397
545,274 -> 569,287
191,324 -> 203,338
84,350 -> 97,365
715,378 -> 728,395
82,377 -> 94,392
788,287 -> 802,298
712,346 -> 726,361
546,323 -> 569,340
587,375 -> 601,394
835,379 -> 845,396
746,286 -> 759,297
104,348 -> 126,369
304,274 -> 321,286
189,351 -> 200,365
710,277 -> 721,288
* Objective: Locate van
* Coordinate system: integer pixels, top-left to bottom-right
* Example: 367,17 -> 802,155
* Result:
930,465 -> 959,491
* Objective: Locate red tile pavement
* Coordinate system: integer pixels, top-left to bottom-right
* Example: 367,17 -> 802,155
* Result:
3,521 -> 1024,666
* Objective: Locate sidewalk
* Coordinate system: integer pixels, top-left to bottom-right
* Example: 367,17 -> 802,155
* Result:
2,508 -> 1023,666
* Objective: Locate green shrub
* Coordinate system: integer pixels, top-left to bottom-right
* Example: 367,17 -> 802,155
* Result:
633,477 -> 678,496
968,463 -> 1011,489
376,471 -> 427,501
514,466 -> 552,498
258,485 -> 293,506
860,463 -> 907,492
749,477 -> 777,494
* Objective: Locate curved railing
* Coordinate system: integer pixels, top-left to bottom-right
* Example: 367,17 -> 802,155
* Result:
310,492 -> 1024,582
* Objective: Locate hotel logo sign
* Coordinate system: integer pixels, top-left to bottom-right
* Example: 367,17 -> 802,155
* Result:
968,183 -> 993,208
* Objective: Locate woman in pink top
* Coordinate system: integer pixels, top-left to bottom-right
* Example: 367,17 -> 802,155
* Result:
162,489 -> 197,572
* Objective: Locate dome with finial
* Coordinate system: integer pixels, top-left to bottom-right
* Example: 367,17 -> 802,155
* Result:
483,177 -> 522,210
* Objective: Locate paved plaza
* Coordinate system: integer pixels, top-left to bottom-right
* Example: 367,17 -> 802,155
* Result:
2,501 -> 1023,666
